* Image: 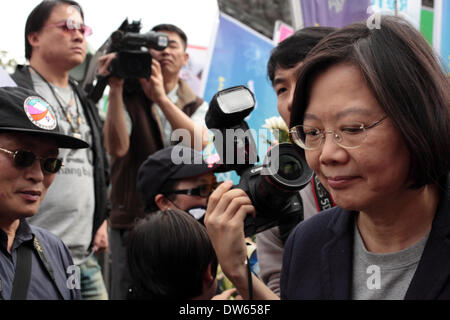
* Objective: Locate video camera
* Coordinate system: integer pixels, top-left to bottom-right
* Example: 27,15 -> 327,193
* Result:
106,19 -> 168,79
88,19 -> 168,102
206,86 -> 313,237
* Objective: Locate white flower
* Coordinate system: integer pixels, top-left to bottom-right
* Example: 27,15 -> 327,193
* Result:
261,116 -> 290,144
262,116 -> 288,132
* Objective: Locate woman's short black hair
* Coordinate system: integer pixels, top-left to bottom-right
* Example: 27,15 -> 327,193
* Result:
267,26 -> 336,85
291,15 -> 450,189
127,208 -> 218,300
25,0 -> 84,59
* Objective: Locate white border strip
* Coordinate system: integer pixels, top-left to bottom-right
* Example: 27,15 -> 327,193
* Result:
290,0 -> 304,30
433,0 -> 442,52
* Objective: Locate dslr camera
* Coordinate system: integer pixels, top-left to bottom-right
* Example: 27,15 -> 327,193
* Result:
106,19 -> 168,79
206,86 -> 313,237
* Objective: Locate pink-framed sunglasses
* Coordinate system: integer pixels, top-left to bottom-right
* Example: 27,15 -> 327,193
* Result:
44,19 -> 92,37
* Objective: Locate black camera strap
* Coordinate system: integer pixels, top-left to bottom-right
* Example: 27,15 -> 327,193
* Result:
10,243 -> 33,300
312,174 -> 335,212
278,192 -> 304,245
246,256 -> 253,300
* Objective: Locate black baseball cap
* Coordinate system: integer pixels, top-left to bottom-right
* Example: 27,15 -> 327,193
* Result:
0,86 -> 88,149
137,145 -> 221,209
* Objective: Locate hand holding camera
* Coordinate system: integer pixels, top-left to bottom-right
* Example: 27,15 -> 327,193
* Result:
205,86 -> 313,237
97,53 -> 124,90
138,58 -> 167,105
204,181 -> 255,283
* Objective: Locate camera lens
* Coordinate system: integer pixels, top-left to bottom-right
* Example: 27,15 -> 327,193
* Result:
278,154 -> 302,181
261,143 -> 313,191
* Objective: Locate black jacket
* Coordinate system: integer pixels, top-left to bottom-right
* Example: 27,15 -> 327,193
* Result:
281,174 -> 450,300
11,65 -> 110,247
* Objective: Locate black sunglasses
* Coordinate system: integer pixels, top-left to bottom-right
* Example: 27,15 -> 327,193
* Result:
166,182 -> 222,198
0,147 -> 63,174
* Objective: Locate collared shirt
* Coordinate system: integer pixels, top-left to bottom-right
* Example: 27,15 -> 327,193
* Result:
0,219 -> 81,300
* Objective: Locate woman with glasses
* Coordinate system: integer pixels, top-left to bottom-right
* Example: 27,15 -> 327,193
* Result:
205,15 -> 450,300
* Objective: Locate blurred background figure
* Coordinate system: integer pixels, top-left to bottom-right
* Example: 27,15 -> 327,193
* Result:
98,23 -> 209,300
258,26 -> 336,296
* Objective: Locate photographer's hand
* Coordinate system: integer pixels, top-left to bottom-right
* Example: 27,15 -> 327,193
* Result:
205,182 -> 279,300
139,58 -> 208,150
139,58 -> 166,104
205,181 -> 252,278
97,53 -> 124,89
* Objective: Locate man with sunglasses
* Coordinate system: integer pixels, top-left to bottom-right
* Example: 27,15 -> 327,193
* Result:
11,0 -> 109,300
0,86 -> 88,299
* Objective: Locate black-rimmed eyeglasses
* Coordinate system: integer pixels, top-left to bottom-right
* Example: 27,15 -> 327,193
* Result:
165,182 -> 222,198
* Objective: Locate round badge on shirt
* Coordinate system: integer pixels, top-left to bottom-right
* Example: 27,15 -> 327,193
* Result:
23,96 -> 57,130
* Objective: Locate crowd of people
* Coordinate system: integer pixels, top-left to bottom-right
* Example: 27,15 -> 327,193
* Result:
0,0 -> 448,301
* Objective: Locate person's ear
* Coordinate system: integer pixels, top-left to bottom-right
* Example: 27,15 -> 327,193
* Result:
27,32 -> 40,49
182,52 -> 189,66
202,262 -> 215,285
192,262 -> 217,300
154,194 -> 170,211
